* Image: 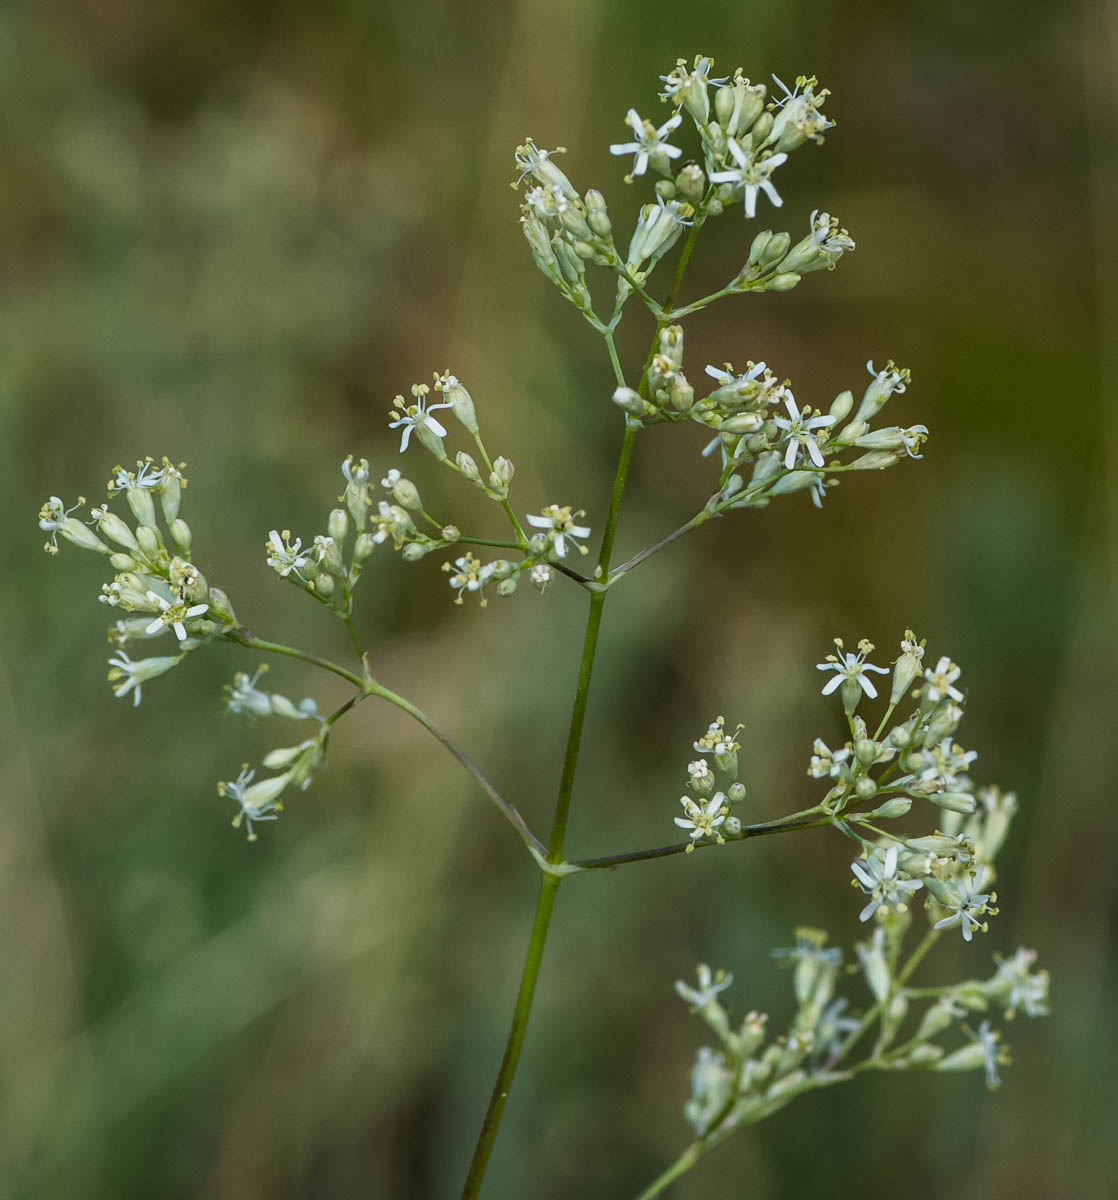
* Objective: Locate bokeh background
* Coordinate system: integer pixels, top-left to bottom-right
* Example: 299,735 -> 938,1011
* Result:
3,0 -> 1117,1196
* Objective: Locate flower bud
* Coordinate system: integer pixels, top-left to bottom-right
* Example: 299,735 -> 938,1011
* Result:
585,189 -> 612,238
705,196 -> 723,217
748,111 -> 774,146
848,450 -> 901,471
206,586 -> 236,625
928,791 -> 978,815
869,797 -> 912,819
313,572 -> 335,598
764,272 -> 801,292
757,231 -> 790,270
492,456 -> 515,486
402,542 -> 431,562
326,508 -> 348,544
136,525 -> 162,556
728,781 -> 747,804
497,575 -> 519,597
354,533 -> 376,562
828,390 -> 854,422
676,163 -> 705,204
612,386 -> 649,417
669,375 -> 694,412
854,775 -> 878,801
389,475 -> 423,511
439,375 -> 479,434
109,552 -> 137,571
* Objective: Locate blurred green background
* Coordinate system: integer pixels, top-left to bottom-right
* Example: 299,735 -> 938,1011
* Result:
3,0 -> 1117,1196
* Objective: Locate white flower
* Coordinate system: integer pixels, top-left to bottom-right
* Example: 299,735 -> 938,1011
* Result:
924,656 -> 964,703
866,359 -> 909,396
609,108 -> 684,177
708,139 -> 788,218
773,393 -> 836,468
381,468 -> 402,489
513,138 -> 579,200
692,716 -> 741,757
768,74 -> 834,149
850,845 -> 923,922
106,650 -> 182,706
675,963 -> 733,1008
817,638 -> 890,699
444,553 -> 496,606
526,504 -> 591,558
991,947 -> 1050,1019
266,529 -> 310,579
674,792 -> 729,846
143,590 -> 208,642
107,458 -> 164,496
529,563 -> 553,592
219,766 -> 289,842
933,866 -> 995,942
388,391 -> 453,453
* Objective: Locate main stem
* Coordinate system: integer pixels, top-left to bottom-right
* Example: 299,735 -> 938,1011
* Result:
459,427 -> 637,1198
460,216 -> 703,1199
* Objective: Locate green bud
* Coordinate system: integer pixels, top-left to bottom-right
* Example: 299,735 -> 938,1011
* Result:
676,163 -> 705,204
854,775 -> 878,801
207,587 -> 237,625
456,451 -> 481,482
496,575 -> 519,597
765,272 -> 801,292
669,375 -> 694,412
828,390 -> 854,422
705,196 -> 723,217
929,792 -> 977,815
136,525 -> 162,557
312,572 -> 335,598
758,231 -> 790,269
401,543 -> 431,562
749,111 -> 774,146
869,797 -> 912,819
354,533 -> 376,562
171,518 -> 192,556
728,781 -> 747,804
612,386 -> 649,417
327,508 -> 348,543
492,456 -> 515,486
439,375 -> 479,434
389,476 -> 423,512
109,552 -> 137,571
585,189 -> 612,238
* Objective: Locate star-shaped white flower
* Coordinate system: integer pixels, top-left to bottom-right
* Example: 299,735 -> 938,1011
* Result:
924,656 -> 964,703
609,108 -> 684,177
709,139 -> 788,218
850,845 -> 923,922
933,866 -> 995,942
526,504 -> 591,558
773,393 -> 836,468
674,792 -> 729,845
817,639 -> 889,698
143,591 -> 208,642
388,394 -> 453,453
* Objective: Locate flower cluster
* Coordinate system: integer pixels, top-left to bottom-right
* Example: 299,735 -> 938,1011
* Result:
672,716 -> 748,847
38,458 -> 237,707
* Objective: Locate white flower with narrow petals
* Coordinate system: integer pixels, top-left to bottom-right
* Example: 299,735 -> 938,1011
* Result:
106,650 -> 182,706
526,504 -> 591,558
143,591 -> 208,642
266,529 -> 310,579
675,964 -> 733,1008
924,656 -> 965,703
609,108 -> 684,177
709,139 -> 788,218
850,845 -> 923,922
388,390 -> 453,453
674,792 -> 730,847
773,393 -> 836,468
219,766 -> 290,842
933,866 -> 995,942
817,638 -> 889,699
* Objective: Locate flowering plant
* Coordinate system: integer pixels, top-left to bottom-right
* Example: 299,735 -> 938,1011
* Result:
38,53 -> 1046,1198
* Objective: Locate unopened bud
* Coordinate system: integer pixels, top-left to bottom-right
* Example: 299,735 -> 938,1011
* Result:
327,508 -> 348,543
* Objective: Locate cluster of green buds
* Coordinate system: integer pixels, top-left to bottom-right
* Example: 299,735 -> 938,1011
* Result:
38,457 -> 237,707
614,332 -> 925,512
674,716 -> 748,848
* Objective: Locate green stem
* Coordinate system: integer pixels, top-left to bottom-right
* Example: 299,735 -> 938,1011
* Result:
368,681 -> 545,857
471,430 -> 529,547
635,1142 -> 702,1200
607,510 -> 710,584
226,630 -> 364,688
571,813 -> 831,871
459,874 -> 560,1199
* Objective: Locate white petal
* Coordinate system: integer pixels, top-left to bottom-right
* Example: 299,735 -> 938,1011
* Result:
525,513 -> 551,529
821,674 -> 844,696
857,675 -> 879,699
